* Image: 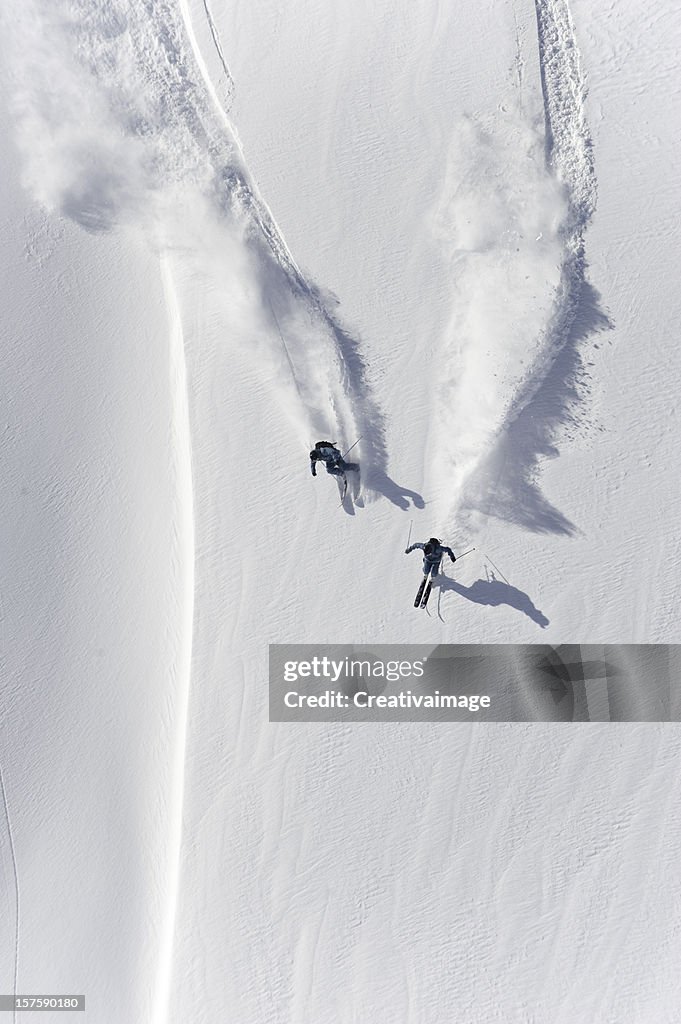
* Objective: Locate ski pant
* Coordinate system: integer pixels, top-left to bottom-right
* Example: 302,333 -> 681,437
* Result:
422,557 -> 441,578
325,459 -> 358,476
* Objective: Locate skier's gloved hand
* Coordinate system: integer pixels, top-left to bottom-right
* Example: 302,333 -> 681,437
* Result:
311,464 -> 316,476
450,555 -> 456,563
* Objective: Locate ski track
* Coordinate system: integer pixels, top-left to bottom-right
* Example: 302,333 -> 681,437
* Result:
153,258 -> 195,1024
198,0 -> 235,107
177,0 -> 389,478
535,0 -> 596,224
0,762 -> 20,1024
507,0 -> 597,422
433,0 -> 598,539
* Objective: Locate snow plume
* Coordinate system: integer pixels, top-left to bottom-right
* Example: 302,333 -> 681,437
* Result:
431,0 -> 599,534
429,107 -> 568,513
1,0 -> 384,470
3,0 -> 210,230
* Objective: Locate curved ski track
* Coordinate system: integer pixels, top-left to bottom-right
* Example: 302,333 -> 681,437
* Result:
176,0 -> 388,474
519,0 -> 597,412
454,0 -> 601,537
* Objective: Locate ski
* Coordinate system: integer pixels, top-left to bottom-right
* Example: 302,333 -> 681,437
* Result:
335,474 -> 349,508
420,580 -> 433,608
414,575 -> 428,608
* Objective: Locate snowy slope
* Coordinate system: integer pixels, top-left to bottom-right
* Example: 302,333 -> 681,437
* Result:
1,0 -> 681,1022
0,109 -> 189,1016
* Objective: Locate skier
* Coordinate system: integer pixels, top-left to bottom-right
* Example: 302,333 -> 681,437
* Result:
309,441 -> 359,480
406,537 -> 457,577
406,537 -> 456,608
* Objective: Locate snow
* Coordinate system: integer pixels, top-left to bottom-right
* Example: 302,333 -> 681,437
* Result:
1,0 -> 680,1021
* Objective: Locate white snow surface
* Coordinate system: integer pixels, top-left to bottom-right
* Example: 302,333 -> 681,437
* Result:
1,0 -> 681,1021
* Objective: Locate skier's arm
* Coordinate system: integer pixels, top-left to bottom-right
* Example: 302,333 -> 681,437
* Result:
405,543 -> 424,554
310,451 -> 320,475
443,546 -> 456,562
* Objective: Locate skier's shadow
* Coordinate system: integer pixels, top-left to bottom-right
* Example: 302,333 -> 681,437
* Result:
438,576 -> 549,628
363,468 -> 425,510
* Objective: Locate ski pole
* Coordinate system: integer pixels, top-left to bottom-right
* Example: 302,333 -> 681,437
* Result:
406,520 -> 413,551
457,547 -> 476,559
342,436 -> 362,458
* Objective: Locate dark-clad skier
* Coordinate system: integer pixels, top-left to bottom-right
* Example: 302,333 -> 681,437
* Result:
406,537 -> 456,579
309,441 -> 359,480
406,537 -> 457,609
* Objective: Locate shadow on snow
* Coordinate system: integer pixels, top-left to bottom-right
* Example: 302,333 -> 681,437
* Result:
437,575 -> 549,628
461,275 -> 613,536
